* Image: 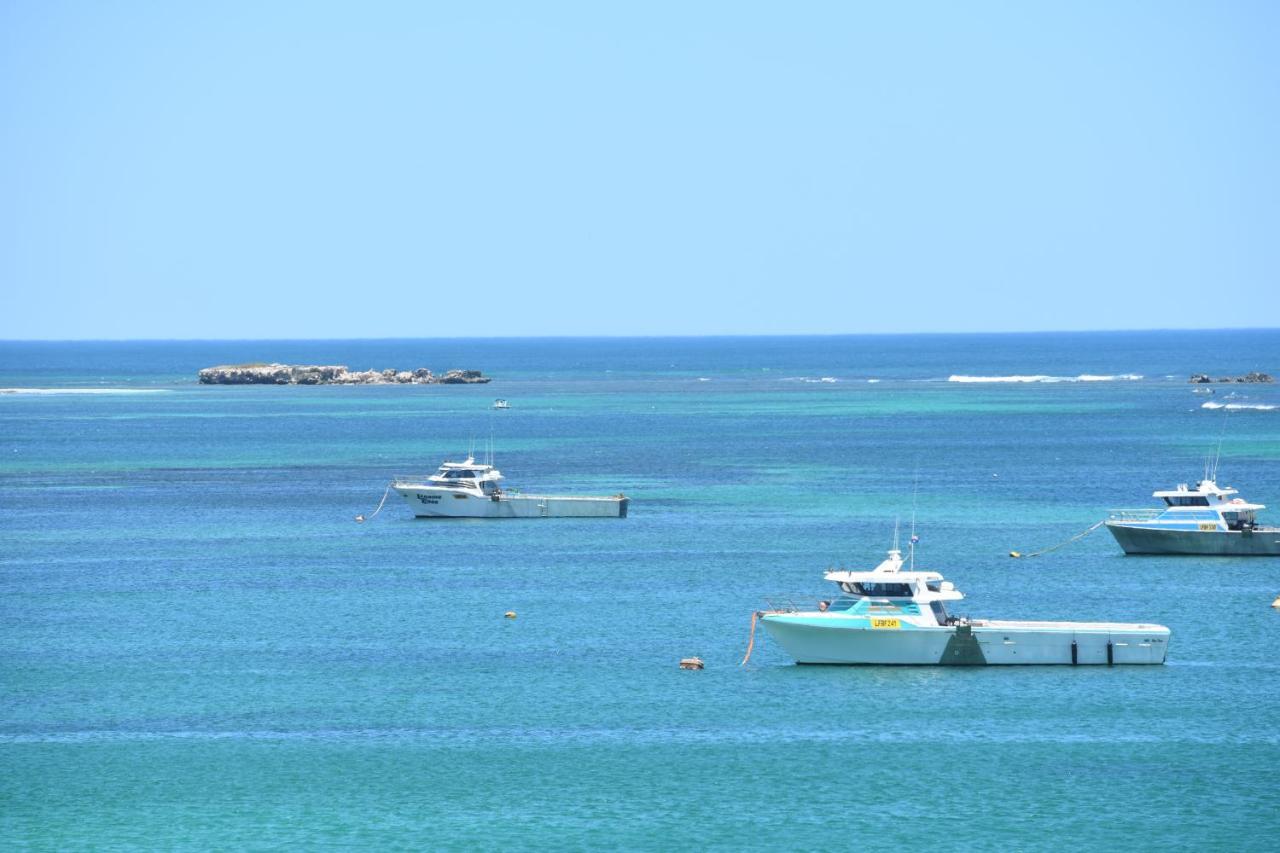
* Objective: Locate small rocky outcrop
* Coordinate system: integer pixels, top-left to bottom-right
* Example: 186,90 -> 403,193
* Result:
1189,372 -> 1273,384
198,363 -> 491,385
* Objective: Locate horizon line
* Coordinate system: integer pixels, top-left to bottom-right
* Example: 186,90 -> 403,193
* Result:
2,326 -> 1278,344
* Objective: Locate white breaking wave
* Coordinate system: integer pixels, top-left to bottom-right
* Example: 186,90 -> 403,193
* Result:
866,379 -> 881,384
0,388 -> 170,396
1201,402 -> 1277,411
947,374 -> 1143,384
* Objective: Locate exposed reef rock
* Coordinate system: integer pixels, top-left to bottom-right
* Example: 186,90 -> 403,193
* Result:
198,364 -> 491,385
1189,372 -> 1273,384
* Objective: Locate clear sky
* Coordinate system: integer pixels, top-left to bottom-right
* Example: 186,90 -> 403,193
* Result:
2,1 -> 1277,339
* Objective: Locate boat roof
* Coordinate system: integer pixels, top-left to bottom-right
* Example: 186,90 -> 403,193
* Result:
438,456 -> 493,471
822,549 -> 945,584
1152,478 -> 1237,498
823,569 -> 945,584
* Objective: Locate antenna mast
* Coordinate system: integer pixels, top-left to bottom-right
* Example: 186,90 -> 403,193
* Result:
909,467 -> 920,570
1211,407 -> 1230,482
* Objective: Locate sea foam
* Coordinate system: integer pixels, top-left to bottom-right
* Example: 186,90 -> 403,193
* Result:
1200,401 -> 1277,411
0,388 -> 169,396
947,374 -> 1143,384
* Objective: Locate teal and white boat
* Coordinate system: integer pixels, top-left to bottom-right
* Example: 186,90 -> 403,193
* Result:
758,547 -> 1169,666
1105,477 -> 1280,556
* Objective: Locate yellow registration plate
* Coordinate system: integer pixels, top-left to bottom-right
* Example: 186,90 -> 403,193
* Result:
1198,523 -> 1218,532
870,618 -> 901,630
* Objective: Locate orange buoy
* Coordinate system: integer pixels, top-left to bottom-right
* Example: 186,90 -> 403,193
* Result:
504,611 -> 517,619
679,657 -> 704,670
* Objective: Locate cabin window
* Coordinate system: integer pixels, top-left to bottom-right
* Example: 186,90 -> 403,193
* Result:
1164,496 -> 1210,507
851,582 -> 912,597
930,602 -> 950,624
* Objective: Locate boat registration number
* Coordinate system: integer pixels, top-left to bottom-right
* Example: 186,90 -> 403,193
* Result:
1199,523 -> 1218,532
870,618 -> 901,630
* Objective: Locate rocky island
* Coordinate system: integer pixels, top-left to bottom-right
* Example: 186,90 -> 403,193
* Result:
1188,372 -> 1273,384
198,364 -> 491,385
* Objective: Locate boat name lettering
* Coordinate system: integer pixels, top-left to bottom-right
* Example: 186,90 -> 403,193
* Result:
417,495 -> 441,505
870,618 -> 901,630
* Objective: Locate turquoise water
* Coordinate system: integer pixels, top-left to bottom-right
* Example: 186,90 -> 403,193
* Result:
2,332 -> 1279,849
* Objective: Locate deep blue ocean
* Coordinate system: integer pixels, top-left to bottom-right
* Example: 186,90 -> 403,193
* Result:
2,331 -> 1279,849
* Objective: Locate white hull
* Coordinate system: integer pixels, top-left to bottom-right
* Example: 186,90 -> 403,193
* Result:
394,486 -> 627,518
762,617 -> 1169,665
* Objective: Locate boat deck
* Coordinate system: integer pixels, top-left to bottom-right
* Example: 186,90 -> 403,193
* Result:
973,619 -> 1168,632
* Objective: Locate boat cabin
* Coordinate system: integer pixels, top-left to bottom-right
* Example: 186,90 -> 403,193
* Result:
819,549 -> 966,627
1147,479 -> 1265,530
427,458 -> 504,493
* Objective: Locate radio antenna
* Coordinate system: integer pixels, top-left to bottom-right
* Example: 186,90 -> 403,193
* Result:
909,465 -> 920,570
1211,407 -> 1230,481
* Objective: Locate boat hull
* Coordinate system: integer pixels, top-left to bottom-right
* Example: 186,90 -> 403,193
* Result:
394,487 -> 628,518
1106,522 -> 1280,556
761,616 -> 1169,665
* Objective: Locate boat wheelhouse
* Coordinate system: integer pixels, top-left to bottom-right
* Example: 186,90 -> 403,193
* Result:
758,547 -> 1169,665
1105,478 -> 1280,556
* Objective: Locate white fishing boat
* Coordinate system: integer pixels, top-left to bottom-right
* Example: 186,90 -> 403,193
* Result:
492,399 -> 510,409
756,544 -> 1169,665
1105,476 -> 1280,555
391,456 -> 628,518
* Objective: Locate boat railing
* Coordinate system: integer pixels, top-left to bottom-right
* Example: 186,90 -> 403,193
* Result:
1106,508 -> 1163,521
762,596 -> 855,613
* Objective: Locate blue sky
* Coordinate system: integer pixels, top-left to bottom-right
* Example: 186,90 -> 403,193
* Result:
2,1 -> 1277,339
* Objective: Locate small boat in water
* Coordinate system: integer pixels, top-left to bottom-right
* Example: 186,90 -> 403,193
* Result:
1105,477 -> 1280,556
392,456 -> 628,518
492,399 -> 510,409
758,547 -> 1169,665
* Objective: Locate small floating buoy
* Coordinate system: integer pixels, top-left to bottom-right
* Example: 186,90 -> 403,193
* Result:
1271,596 -> 1280,609
679,657 -> 704,670
1009,551 -> 1022,558
504,611 -> 517,619
355,514 -> 366,523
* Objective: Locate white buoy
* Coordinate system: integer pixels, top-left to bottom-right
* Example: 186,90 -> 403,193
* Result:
679,657 -> 704,670
1271,596 -> 1280,609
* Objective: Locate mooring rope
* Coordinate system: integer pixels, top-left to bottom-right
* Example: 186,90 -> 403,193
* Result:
740,611 -> 763,666
356,483 -> 393,523
1010,520 -> 1106,558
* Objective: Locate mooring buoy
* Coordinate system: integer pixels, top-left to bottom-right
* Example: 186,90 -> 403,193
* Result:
1271,596 -> 1280,609
504,611 -> 517,619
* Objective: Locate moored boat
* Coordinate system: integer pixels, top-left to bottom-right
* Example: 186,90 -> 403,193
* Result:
1105,477 -> 1280,556
758,547 -> 1169,665
392,456 -> 628,518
